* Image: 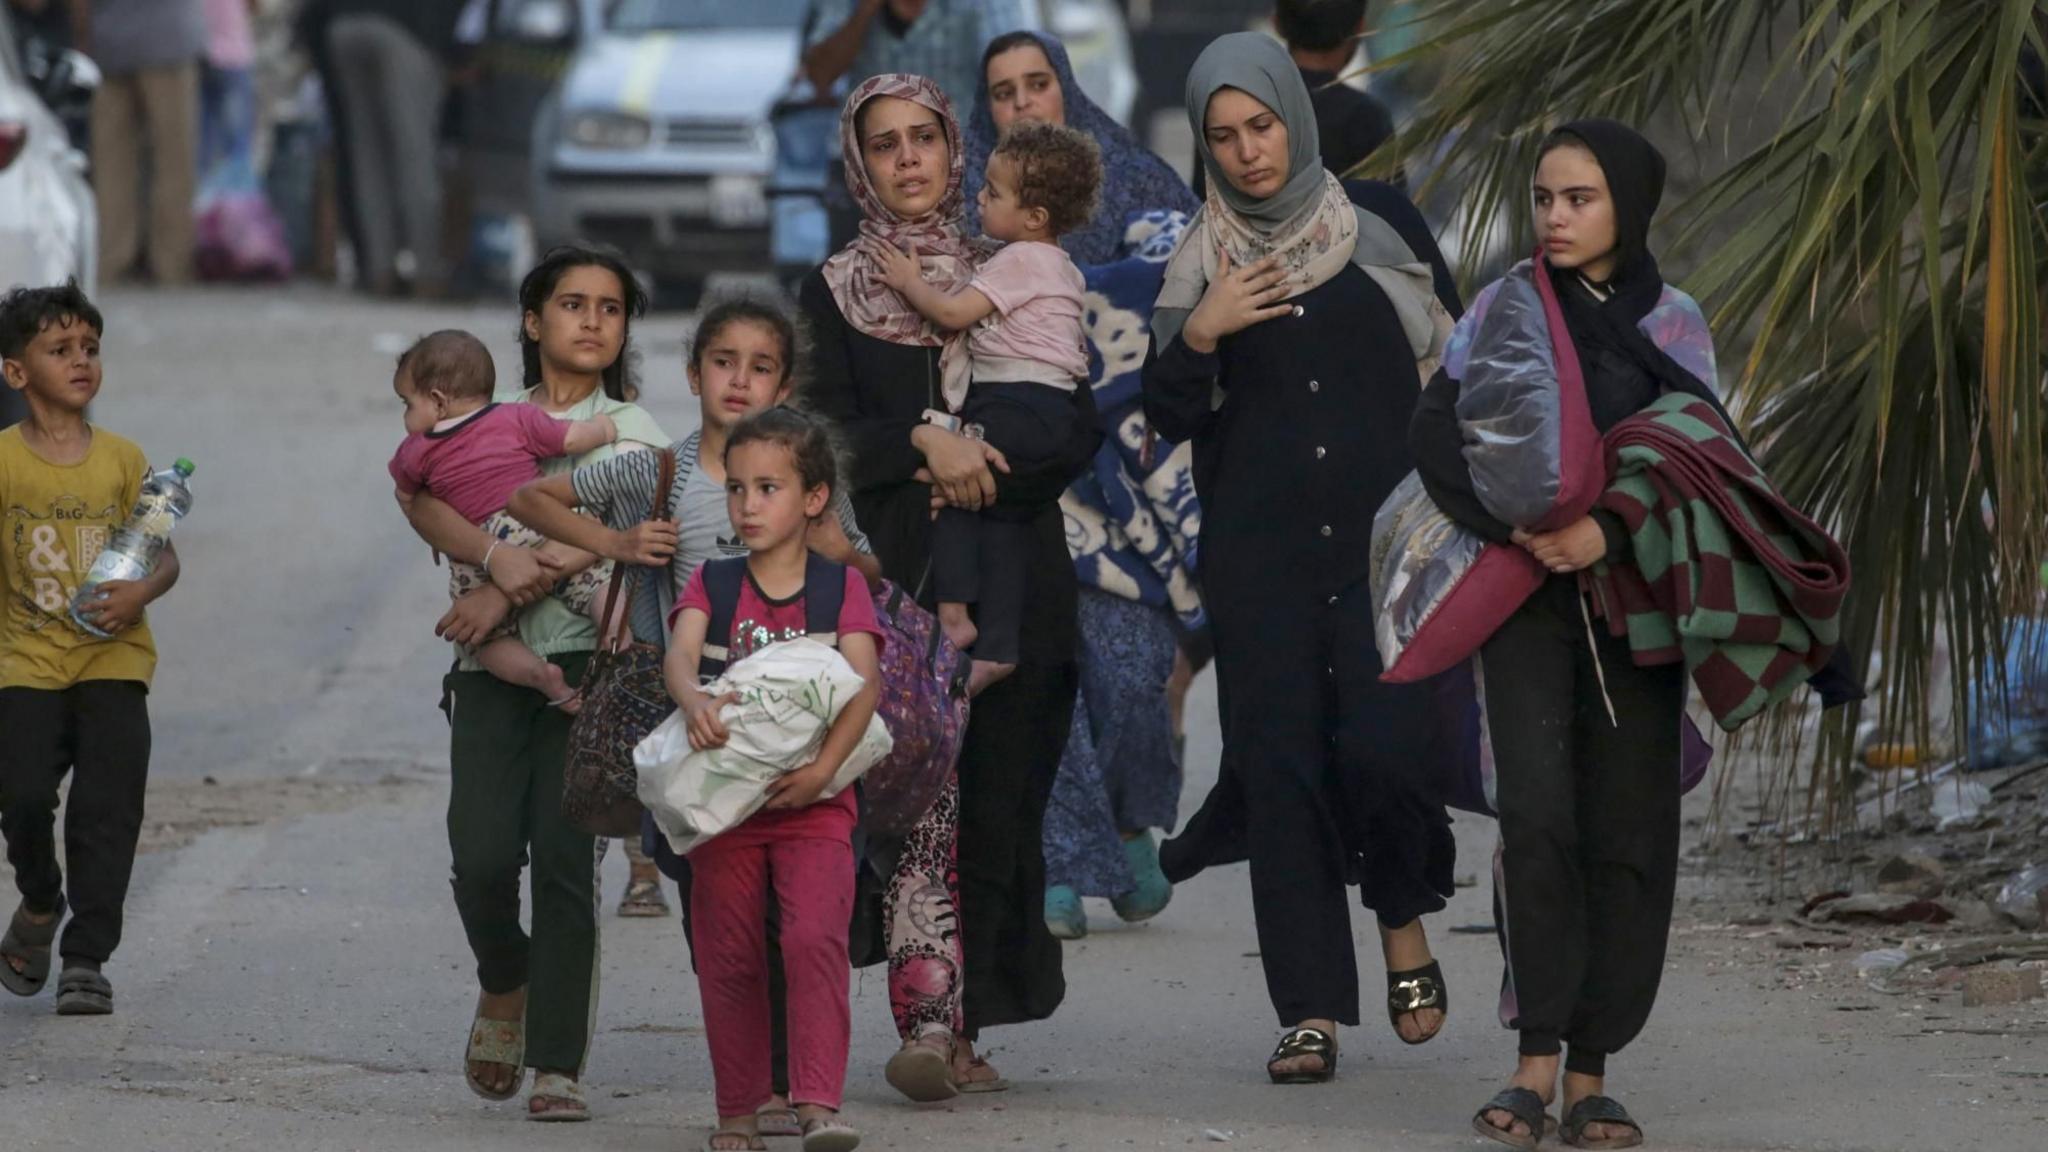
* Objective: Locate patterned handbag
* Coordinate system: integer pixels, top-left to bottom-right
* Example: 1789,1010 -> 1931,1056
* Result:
562,448 -> 675,838
859,576 -> 971,837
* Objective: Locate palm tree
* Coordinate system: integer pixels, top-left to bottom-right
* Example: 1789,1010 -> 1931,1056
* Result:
1375,1 -> 2048,824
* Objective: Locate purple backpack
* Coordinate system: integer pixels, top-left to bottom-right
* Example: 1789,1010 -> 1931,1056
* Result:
861,579 -> 970,837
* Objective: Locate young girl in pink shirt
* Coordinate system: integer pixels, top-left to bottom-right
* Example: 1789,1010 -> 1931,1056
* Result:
664,408 -> 881,1152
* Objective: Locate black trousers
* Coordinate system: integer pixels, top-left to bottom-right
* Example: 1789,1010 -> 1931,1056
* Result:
1208,579 -> 1455,1027
0,681 -> 151,967
932,381 -> 1079,666
958,660 -> 1074,1036
1479,578 -> 1683,1076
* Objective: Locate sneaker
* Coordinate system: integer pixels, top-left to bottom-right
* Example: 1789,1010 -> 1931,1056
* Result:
1110,831 -> 1173,923
1044,885 -> 1087,939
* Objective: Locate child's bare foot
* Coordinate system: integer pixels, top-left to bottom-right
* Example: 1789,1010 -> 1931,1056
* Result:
937,602 -> 978,653
966,659 -> 1015,698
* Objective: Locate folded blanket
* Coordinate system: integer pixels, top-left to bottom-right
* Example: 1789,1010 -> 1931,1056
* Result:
1591,393 -> 1851,729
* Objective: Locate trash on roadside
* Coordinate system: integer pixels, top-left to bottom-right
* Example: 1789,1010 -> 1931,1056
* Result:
1996,864 -> 2048,929
1875,854 -> 1947,899
1855,948 -> 1910,976
1808,893 -> 1955,925
1962,967 -> 2045,1007
1204,1130 -> 1235,1143
1964,618 -> 2048,771
1931,779 -> 1995,831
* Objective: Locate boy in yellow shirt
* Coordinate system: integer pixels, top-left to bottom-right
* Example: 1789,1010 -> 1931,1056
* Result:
0,284 -> 180,1015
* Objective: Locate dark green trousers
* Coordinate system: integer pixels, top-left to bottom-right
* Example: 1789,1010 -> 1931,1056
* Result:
443,651 -> 598,1074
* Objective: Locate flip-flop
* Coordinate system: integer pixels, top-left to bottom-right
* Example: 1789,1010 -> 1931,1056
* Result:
617,877 -> 671,918
463,994 -> 526,1102
705,1132 -> 767,1152
755,1105 -> 802,1138
953,1056 -> 1009,1094
527,1071 -> 589,1122
1472,1087 -> 1552,1151
1561,1095 -> 1642,1149
1266,1026 -> 1337,1084
54,965 -> 111,1015
800,1117 -> 861,1152
885,1032 -> 959,1102
0,897 -> 64,997
1386,960 -> 1448,1045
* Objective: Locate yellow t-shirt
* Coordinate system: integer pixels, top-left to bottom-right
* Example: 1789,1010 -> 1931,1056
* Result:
0,426 -> 158,689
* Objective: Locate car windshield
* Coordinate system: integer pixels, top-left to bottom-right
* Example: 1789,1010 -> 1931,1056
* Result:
606,0 -> 809,32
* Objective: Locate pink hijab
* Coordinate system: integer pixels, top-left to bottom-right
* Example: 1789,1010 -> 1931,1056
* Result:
821,75 -> 982,359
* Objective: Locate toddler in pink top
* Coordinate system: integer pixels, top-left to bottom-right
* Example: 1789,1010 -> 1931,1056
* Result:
873,119 -> 1102,693
388,330 -> 618,709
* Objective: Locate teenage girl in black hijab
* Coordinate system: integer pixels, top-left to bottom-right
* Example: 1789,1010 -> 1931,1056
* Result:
1412,120 -> 1696,1151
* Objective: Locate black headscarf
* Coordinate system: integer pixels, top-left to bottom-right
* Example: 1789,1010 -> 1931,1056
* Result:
1540,118 -> 1720,425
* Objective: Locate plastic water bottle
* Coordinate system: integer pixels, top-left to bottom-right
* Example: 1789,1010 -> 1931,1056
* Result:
70,458 -> 195,637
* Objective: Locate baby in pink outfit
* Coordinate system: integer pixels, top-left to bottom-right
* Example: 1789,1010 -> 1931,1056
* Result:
388,330 -> 618,709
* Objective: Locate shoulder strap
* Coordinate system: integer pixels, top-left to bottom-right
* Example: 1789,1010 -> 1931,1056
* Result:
699,554 -> 848,671
803,552 -> 847,645
698,556 -> 749,675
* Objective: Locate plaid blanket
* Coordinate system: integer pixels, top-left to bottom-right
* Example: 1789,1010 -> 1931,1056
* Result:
1590,393 -> 1851,730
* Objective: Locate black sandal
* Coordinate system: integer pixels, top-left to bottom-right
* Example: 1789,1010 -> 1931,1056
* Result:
0,897 -> 64,997
55,965 -> 112,1015
1386,959 -> 1447,1044
1472,1087 -> 1552,1151
1265,1026 -> 1336,1084
1561,1096 -> 1642,1150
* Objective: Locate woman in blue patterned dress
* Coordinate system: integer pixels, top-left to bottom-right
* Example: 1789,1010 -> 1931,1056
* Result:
964,29 -> 1206,938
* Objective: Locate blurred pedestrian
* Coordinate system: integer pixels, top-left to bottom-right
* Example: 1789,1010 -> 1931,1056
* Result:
802,0 -> 1036,114
1276,0 -> 1397,181
803,1 -> 1037,252
318,0 -> 466,297
197,0 -> 260,197
83,0 -> 206,285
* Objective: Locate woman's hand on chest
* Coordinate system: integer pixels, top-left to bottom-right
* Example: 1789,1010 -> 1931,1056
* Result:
1185,253 -> 1293,353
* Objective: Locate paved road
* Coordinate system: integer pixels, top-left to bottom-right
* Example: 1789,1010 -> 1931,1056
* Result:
1,287 -> 2042,1151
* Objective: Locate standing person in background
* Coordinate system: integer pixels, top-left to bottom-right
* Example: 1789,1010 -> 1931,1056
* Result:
802,1 -> 1035,252
320,0 -> 466,297
802,0 -> 1035,114
962,29 -> 1206,939
197,0 -> 260,196
82,0 -> 206,285
1275,0 -> 1397,182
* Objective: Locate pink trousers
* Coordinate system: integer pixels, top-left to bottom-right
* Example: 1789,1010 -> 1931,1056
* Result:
691,829 -> 854,1117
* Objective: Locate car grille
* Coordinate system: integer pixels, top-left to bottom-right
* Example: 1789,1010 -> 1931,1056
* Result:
664,119 -> 758,150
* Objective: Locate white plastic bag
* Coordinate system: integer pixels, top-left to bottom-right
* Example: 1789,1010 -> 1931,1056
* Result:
634,637 -> 892,855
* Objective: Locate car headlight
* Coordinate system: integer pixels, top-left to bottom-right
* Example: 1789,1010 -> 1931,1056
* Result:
565,111 -> 652,150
